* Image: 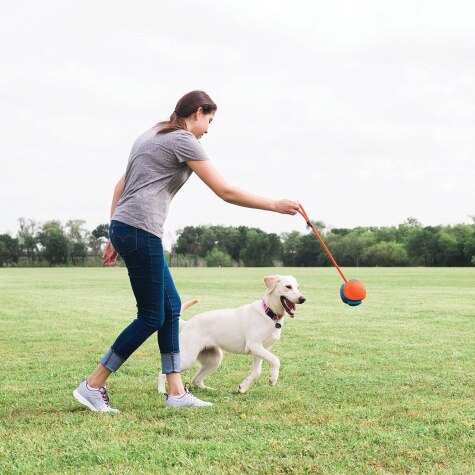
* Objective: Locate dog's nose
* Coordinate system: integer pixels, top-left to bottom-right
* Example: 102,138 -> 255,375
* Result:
299,296 -> 306,304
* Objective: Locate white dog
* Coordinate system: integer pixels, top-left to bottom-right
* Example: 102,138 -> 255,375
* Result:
158,275 -> 306,394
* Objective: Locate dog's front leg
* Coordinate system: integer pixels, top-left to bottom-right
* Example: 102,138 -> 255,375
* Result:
245,345 -> 280,389
238,356 -> 263,393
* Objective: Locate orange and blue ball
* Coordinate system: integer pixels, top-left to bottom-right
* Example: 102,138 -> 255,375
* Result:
340,279 -> 367,306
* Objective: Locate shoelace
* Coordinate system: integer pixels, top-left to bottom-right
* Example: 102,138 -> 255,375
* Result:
183,384 -> 203,404
99,387 -> 110,406
165,383 -> 195,400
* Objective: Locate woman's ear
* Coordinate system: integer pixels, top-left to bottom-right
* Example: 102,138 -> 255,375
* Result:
195,107 -> 203,119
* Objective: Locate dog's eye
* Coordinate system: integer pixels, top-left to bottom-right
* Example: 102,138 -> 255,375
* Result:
285,285 -> 292,289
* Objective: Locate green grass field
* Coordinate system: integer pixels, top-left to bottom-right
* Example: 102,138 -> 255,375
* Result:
1,267 -> 474,474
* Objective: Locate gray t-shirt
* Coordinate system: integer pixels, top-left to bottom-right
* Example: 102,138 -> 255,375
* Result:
112,128 -> 209,238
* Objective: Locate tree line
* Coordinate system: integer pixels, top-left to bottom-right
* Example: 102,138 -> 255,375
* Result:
0,218 -> 109,267
174,218 -> 475,267
1,217 -> 474,267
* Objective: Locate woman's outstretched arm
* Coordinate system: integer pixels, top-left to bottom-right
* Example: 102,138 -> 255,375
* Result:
187,160 -> 299,215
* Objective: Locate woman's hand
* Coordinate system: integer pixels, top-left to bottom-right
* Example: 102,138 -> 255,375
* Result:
103,240 -> 118,266
274,199 -> 300,215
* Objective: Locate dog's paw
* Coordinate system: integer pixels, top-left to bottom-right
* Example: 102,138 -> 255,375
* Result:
238,384 -> 247,394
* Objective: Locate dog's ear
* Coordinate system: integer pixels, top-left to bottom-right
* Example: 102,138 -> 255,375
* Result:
264,275 -> 280,293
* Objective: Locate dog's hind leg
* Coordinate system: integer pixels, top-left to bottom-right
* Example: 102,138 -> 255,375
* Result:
192,347 -> 223,389
158,373 -> 167,393
238,356 -> 263,393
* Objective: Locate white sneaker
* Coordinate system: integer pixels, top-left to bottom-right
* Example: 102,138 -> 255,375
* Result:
165,386 -> 213,409
73,380 -> 120,413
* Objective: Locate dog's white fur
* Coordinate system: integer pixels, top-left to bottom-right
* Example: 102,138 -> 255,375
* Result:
158,275 -> 306,394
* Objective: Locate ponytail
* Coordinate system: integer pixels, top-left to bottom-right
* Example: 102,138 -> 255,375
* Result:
157,90 -> 217,135
157,111 -> 188,135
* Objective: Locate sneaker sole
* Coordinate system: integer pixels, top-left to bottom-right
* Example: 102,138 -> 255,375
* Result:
73,389 -> 100,412
73,390 -> 120,413
166,403 -> 213,409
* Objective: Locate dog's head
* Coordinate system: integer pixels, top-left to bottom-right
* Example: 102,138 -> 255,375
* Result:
264,275 -> 306,318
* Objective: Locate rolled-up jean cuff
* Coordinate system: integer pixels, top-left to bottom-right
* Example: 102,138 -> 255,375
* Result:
161,352 -> 180,374
101,348 -> 125,372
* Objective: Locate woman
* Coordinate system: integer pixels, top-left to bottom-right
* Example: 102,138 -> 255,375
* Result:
73,91 -> 300,412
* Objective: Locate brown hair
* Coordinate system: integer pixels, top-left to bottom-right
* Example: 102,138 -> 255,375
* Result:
157,90 -> 217,135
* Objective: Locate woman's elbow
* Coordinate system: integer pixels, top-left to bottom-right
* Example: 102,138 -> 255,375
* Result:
215,186 -> 236,204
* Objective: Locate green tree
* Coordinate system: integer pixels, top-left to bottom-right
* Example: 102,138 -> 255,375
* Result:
65,220 -> 89,266
437,230 -> 460,266
38,221 -> 69,266
401,217 -> 422,229
462,227 -> 475,265
281,231 -> 301,266
292,233 -> 326,266
200,227 -> 218,257
175,226 -> 206,256
91,223 -> 110,240
17,217 -> 40,264
240,229 -> 281,266
205,248 -> 233,267
213,226 -> 243,262
406,226 -> 447,266
176,225 -> 245,263
332,231 -> 374,267
445,224 -> 475,266
289,220 -> 329,267
374,227 -> 400,243
364,241 -> 409,266
0,234 -> 20,266
89,223 -> 109,257
397,217 -> 422,244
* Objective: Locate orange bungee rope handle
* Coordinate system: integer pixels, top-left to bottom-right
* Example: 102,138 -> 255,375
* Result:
297,204 -> 348,284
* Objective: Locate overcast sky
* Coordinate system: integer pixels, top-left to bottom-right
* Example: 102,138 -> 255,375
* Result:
1,1 -> 474,249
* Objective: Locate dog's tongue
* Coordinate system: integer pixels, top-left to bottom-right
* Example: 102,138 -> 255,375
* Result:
281,297 -> 296,317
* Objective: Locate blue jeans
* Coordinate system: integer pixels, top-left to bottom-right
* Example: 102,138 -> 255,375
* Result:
100,220 -> 181,374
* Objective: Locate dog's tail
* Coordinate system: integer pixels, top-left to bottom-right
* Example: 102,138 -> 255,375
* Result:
181,298 -> 198,313
179,298 -> 198,331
